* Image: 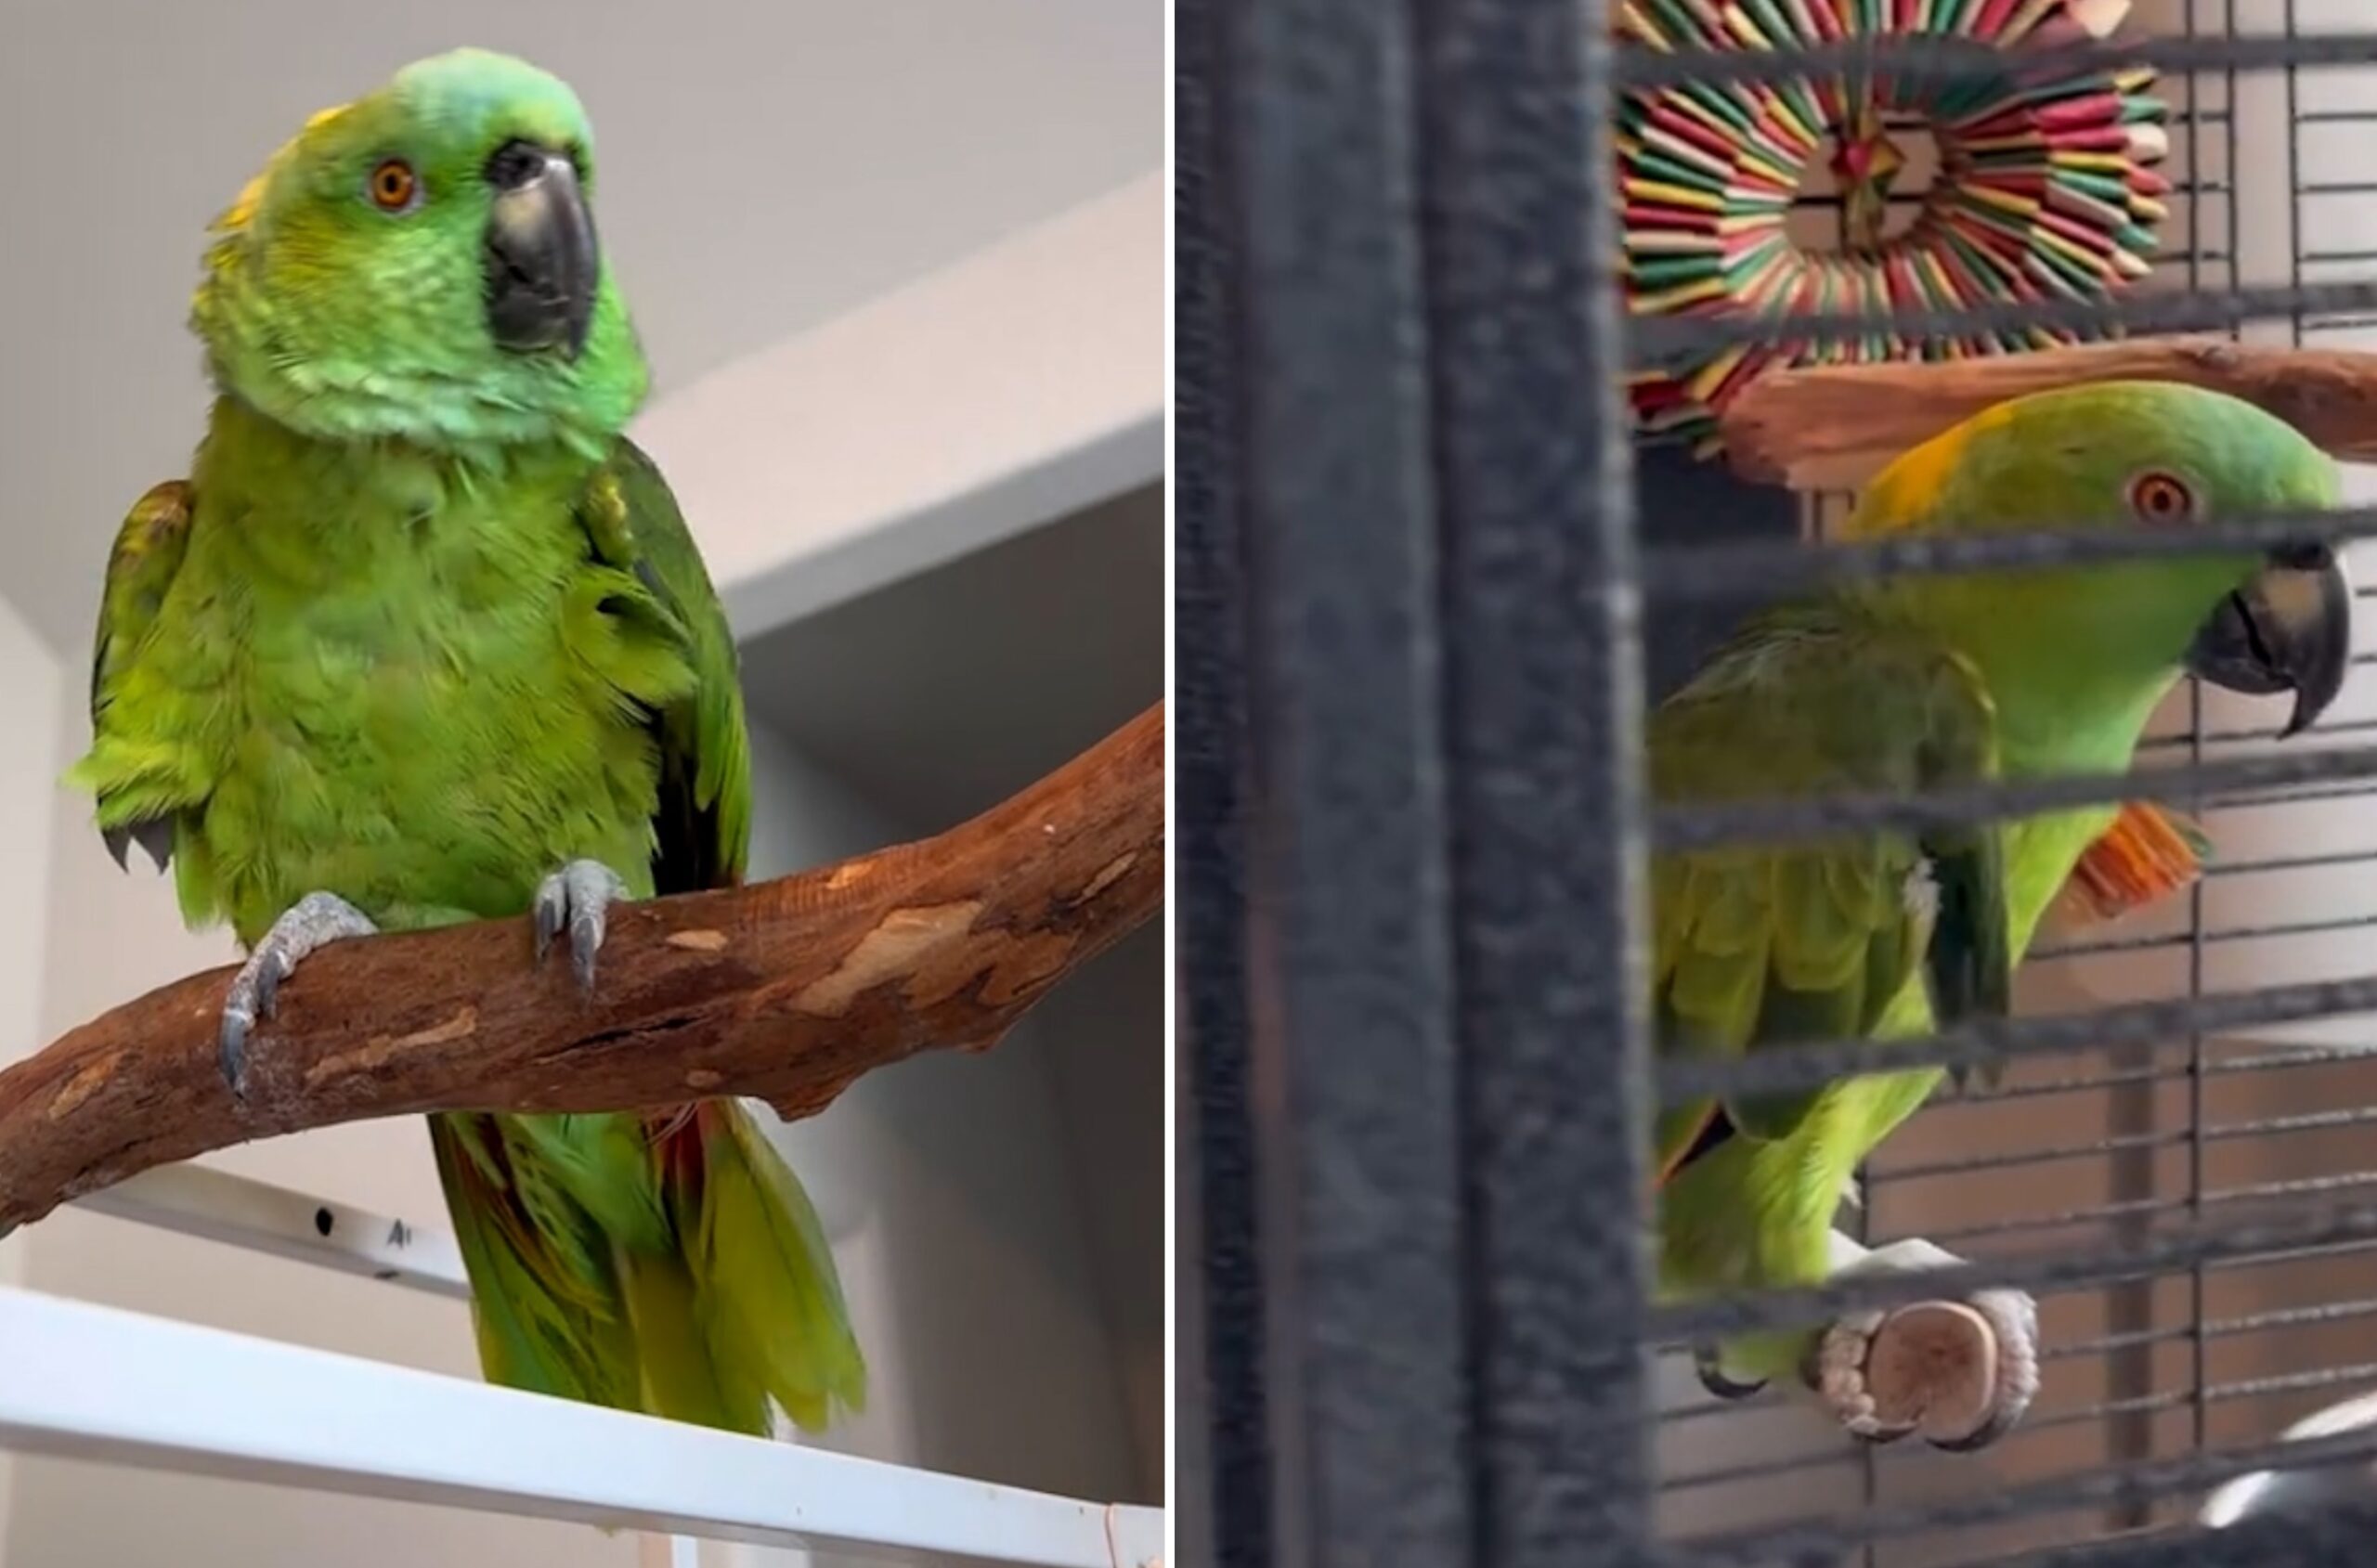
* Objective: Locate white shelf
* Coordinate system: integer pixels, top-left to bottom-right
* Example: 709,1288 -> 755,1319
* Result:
48,1166 -> 1163,1564
72,1164 -> 469,1300
0,1285 -> 1162,1566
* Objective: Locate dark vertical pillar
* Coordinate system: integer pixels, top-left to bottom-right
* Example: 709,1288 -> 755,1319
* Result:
1199,2 -> 1471,1566
1173,0 -> 1266,1562
1413,0 -> 1660,1562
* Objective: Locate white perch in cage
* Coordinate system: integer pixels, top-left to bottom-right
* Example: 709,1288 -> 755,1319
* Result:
2201,1391 -> 2377,1527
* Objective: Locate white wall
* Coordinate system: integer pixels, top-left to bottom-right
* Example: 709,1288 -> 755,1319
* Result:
0,599 -> 66,1565
1034,927 -> 1165,1503
734,724 -> 1141,1568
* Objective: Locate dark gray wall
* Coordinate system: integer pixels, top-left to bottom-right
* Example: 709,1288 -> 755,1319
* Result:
1637,442 -> 1802,706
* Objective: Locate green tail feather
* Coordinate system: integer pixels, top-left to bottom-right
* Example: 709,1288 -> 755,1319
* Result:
679,1101 -> 866,1432
428,1114 -> 640,1408
428,1103 -> 864,1435
619,1249 -> 751,1431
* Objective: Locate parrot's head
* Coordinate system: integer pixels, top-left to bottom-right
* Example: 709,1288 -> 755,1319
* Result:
192,48 -> 643,458
1852,381 -> 2352,738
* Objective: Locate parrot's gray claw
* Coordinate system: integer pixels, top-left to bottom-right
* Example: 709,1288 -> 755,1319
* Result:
220,891 -> 378,1099
1693,1347 -> 1768,1402
1811,1309 -> 1919,1445
534,859 -> 630,994
1944,1060 -> 2005,1100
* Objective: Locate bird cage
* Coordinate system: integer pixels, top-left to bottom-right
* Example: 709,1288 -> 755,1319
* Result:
1178,0 -> 2377,1564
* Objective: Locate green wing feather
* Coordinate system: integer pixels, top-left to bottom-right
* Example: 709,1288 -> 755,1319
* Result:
1649,607 -> 2008,1172
578,439 -> 750,893
83,481 -> 197,874
681,1103 -> 866,1432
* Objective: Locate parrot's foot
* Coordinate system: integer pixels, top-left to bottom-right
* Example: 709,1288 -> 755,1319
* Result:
1807,1239 -> 2039,1450
1942,1062 -> 2006,1100
533,859 -> 630,993
220,891 -> 380,1097
1693,1346 -> 1768,1402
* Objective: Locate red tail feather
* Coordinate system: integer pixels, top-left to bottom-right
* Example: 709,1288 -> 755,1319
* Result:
2062,803 -> 2211,925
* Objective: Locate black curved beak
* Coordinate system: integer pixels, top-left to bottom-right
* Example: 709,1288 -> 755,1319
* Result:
2185,543 -> 2354,738
483,140 -> 598,359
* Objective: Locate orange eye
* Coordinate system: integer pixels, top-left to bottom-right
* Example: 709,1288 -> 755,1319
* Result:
2127,471 -> 2196,524
368,159 -> 419,212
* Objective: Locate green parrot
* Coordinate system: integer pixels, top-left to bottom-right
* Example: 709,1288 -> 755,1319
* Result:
72,48 -> 864,1435
1654,381 -> 2351,1448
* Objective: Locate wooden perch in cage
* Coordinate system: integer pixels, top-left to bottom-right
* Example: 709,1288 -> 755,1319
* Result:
0,705 -> 1164,1237
1719,338 -> 2377,493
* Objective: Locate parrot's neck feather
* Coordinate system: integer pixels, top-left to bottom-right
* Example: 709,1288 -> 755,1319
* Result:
193,258 -> 643,464
193,395 -> 604,552
1989,679 -> 2176,782
1860,576 -> 2203,782
201,393 -> 597,494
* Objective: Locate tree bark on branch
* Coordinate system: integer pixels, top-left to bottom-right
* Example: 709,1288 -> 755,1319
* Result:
0,704 -> 1164,1236
1718,338 -> 2377,492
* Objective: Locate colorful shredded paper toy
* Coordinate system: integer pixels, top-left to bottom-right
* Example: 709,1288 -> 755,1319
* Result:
1619,0 -> 2171,458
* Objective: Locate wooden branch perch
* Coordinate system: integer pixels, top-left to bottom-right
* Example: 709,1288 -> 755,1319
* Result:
1719,338 -> 2377,493
0,704 -> 1164,1236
